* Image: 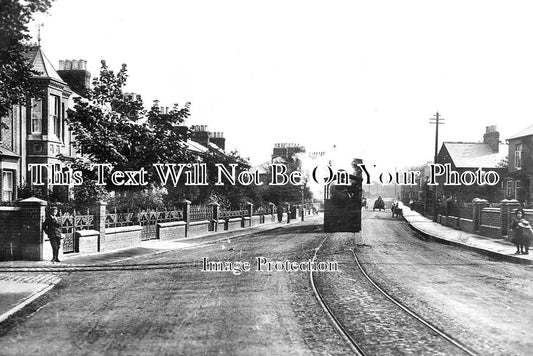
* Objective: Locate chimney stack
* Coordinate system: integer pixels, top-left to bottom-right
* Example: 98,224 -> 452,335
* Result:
210,132 -> 226,150
57,59 -> 91,97
483,125 -> 500,153
190,125 -> 210,147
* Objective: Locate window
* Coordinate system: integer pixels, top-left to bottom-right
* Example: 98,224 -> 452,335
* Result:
50,95 -> 60,139
515,144 -> 523,170
515,180 -> 521,200
506,180 -> 513,198
31,98 -> 42,133
2,171 -> 14,202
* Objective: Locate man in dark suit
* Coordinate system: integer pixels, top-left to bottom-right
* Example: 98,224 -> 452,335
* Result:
43,206 -> 62,263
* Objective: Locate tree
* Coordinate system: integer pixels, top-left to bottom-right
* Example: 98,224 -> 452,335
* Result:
0,0 -> 53,118
164,148 -> 263,208
261,157 -> 312,205
63,61 -> 193,191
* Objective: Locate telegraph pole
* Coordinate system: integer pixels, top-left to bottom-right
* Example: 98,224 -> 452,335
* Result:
429,112 -> 444,221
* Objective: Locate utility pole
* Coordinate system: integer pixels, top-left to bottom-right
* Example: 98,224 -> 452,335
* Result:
429,112 -> 444,221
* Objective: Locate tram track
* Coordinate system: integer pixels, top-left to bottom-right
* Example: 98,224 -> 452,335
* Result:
350,249 -> 477,356
310,235 -> 366,356
310,233 -> 479,356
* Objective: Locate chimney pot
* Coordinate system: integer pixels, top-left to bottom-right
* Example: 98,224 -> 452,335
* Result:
72,60 -> 78,69
59,60 -> 65,70
483,125 -> 500,153
65,60 -> 72,70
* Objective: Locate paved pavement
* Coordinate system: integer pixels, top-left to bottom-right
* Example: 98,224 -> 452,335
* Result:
401,207 -> 533,265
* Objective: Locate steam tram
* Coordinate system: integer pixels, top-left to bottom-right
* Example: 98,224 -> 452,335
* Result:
323,170 -> 362,232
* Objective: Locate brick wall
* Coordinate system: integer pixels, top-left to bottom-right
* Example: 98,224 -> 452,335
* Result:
213,219 -> 225,232
188,220 -> 210,237
251,215 -> 261,226
76,230 -> 99,254
481,208 -> 500,227
479,208 -> 501,238
102,226 -> 142,251
157,221 -> 186,240
0,207 -> 22,260
458,218 -> 474,233
226,218 -> 243,231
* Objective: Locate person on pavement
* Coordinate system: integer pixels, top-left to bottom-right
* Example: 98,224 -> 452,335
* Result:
276,205 -> 284,223
43,206 -> 62,263
517,212 -> 532,255
510,209 -> 530,255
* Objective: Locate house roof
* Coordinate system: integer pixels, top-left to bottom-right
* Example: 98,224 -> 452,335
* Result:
208,141 -> 225,154
23,46 -> 65,83
508,124 -> 533,140
186,140 -> 208,154
442,142 -> 507,168
0,147 -> 20,158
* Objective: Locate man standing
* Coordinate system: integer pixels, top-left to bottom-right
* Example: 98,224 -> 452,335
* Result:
43,206 -> 62,263
276,205 -> 284,223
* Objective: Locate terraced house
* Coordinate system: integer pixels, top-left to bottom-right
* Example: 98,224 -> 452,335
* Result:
0,46 -> 234,204
506,124 -> 533,203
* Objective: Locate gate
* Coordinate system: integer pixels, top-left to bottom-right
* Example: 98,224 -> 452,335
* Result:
59,211 -> 94,253
137,209 -> 184,241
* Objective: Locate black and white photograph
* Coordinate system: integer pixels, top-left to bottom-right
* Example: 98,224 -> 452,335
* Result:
1,1 -> 532,355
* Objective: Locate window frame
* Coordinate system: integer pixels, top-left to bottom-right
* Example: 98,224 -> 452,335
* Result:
515,143 -> 523,170
1,171 -> 14,202
31,98 -> 42,134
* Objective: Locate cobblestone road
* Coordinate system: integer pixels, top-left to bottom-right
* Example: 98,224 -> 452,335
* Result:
314,233 -> 468,355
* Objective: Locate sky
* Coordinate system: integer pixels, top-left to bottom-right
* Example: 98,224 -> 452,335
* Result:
29,0 -> 533,170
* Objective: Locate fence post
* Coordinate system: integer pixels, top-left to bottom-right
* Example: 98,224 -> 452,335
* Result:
286,203 -> 291,223
472,198 -> 489,232
180,200 -> 191,237
18,197 -> 47,261
246,202 -> 253,226
94,201 -> 107,252
210,202 -> 220,231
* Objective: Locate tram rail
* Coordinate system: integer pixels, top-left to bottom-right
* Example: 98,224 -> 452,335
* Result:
310,234 -> 479,356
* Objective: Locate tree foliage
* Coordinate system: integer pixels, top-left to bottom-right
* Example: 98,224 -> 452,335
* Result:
64,61 -> 193,189
261,157 -> 312,205
165,148 -> 262,208
0,0 -> 53,118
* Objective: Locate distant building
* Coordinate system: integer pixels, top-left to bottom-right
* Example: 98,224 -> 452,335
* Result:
435,125 -> 508,202
506,124 -> 533,203
272,143 -> 305,161
398,163 -> 432,202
